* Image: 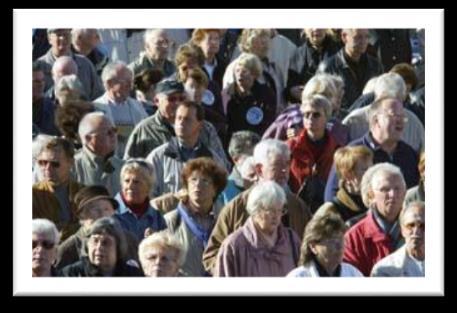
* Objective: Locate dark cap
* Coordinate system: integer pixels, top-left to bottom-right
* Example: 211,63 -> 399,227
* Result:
155,79 -> 184,96
74,185 -> 119,217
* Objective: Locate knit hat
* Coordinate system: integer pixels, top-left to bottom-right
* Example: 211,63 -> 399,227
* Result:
74,185 -> 118,217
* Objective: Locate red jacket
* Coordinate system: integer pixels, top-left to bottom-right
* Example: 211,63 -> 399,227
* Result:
343,211 -> 395,276
287,129 -> 339,193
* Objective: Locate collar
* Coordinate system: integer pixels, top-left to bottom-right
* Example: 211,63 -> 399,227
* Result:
311,254 -> 342,277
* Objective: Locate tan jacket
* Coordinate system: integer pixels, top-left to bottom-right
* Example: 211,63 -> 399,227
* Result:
202,186 -> 312,275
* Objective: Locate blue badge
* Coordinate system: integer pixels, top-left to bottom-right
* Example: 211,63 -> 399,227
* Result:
246,107 -> 264,125
202,89 -> 215,106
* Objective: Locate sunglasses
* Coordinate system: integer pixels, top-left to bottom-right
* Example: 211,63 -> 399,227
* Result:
32,240 -> 55,250
37,159 -> 60,168
167,95 -> 185,102
302,111 -> 322,119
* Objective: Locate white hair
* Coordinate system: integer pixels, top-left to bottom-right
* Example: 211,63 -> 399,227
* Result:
52,56 -> 78,78
55,74 -> 85,98
32,219 -> 60,245
400,201 -> 425,225
302,73 -> 342,102
143,29 -> 167,45
78,111 -> 112,145
363,76 -> 379,95
71,28 -> 98,46
253,139 -> 290,167
138,230 -> 186,267
101,61 -> 131,86
32,134 -> 55,161
360,162 -> 407,208
374,72 -> 407,101
246,180 -> 286,216
239,156 -> 256,180
301,94 -> 333,120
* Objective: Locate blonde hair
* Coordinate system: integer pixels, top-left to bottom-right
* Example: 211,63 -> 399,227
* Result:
238,29 -> 271,53
236,53 -> 262,79
334,146 -> 373,181
301,94 -> 333,120
139,230 -> 186,267
191,29 -> 221,45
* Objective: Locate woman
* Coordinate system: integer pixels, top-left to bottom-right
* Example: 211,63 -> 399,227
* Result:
404,151 -> 425,207
287,207 -> 363,277
223,53 -> 276,139
32,218 -> 61,277
215,180 -> 301,277
164,157 -> 227,276
138,230 -> 186,277
332,146 -> 373,224
114,159 -> 167,241
61,217 -> 143,276
288,94 -> 340,212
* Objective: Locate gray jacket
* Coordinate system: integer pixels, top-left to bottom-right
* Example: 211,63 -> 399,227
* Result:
371,245 -> 424,277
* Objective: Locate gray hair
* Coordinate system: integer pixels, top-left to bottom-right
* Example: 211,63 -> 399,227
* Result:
400,201 -> 425,225
55,74 -> 85,99
301,94 -> 333,120
235,53 -> 263,78
253,139 -> 290,166
120,159 -> 155,191
228,130 -> 261,159
71,28 -> 98,46
78,111 -> 113,145
101,61 -> 131,86
144,29 -> 167,45
239,156 -> 256,180
32,218 -> 60,245
52,56 -> 78,79
302,73 -> 343,104
138,230 -> 186,267
239,29 -> 271,53
374,72 -> 407,101
246,180 -> 286,216
367,96 -> 402,128
360,162 -> 407,208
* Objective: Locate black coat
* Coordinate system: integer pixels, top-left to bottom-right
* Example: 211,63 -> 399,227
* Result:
61,257 -> 143,277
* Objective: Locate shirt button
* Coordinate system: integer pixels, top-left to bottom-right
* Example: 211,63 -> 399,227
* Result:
392,56 -> 397,61
392,37 -> 396,41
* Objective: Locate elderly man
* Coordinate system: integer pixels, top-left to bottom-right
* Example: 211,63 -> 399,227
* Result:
71,28 -> 109,76
318,28 -> 383,116
33,136 -> 85,241
343,163 -> 407,276
202,139 -> 313,275
37,28 -> 104,100
123,79 -> 229,167
44,56 -> 79,105
146,100 -> 227,197
72,112 -> 124,196
93,61 -> 148,158
324,96 -> 420,202
371,201 -> 425,277
128,29 -> 176,78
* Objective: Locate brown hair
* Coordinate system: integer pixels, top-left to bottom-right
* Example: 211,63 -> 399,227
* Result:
181,157 -> 227,198
55,100 -> 94,144
133,68 -> 164,94
390,63 -> 418,91
191,29 -> 221,45
177,100 -> 206,122
183,67 -> 209,89
334,145 -> 374,181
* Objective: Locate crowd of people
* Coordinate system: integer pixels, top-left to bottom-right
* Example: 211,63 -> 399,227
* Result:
32,28 -> 425,278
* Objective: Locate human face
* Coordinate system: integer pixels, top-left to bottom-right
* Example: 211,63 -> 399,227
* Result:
304,29 -> 327,47
184,78 -> 206,103
121,171 -> 150,205
375,99 -> 407,143
258,154 -> 290,188
250,34 -> 270,59
32,233 -> 57,276
302,104 -> 327,140
253,205 -> 286,236
86,118 -> 117,157
107,67 -> 133,103
309,234 -> 345,274
80,199 -> 116,228
347,157 -> 373,194
87,233 -> 117,273
146,32 -> 169,60
401,205 -> 425,259
370,172 -> 406,223
33,70 -> 46,100
174,105 -> 202,143
178,59 -> 198,80
235,64 -> 255,92
36,148 -> 73,186
48,30 -> 71,57
200,31 -> 220,59
141,245 -> 180,277
342,29 -> 369,59
187,171 -> 216,214
156,92 -> 185,124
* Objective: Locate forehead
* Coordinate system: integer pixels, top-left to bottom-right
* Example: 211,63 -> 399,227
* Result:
176,105 -> 196,117
33,232 -> 51,241
372,171 -> 403,187
302,103 -> 324,112
90,233 -> 115,242
145,245 -> 176,258
402,207 -> 425,223
265,154 -> 289,165
85,199 -> 115,210
39,147 -> 65,160
381,99 -> 403,111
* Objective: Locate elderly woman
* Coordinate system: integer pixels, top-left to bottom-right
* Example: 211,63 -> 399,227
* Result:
164,157 -> 227,276
404,151 -> 425,207
287,207 -> 363,277
343,163 -> 407,276
61,217 -> 143,276
114,159 -> 167,241
32,219 -> 61,277
215,180 -> 301,277
223,53 -> 276,139
332,146 -> 373,224
138,230 -> 186,277
288,94 -> 340,212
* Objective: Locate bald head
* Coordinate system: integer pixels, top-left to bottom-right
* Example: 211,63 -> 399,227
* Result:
52,56 -> 78,83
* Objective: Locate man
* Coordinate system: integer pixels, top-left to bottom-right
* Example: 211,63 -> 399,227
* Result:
33,136 -> 85,241
371,201 -> 425,276
318,28 -> 383,116
37,28 -> 104,100
128,29 -> 176,78
46,56 -> 82,105
71,28 -> 109,76
146,101 -> 227,197
93,61 -> 148,158
72,112 -> 124,196
324,96 -> 420,202
123,79 -> 229,168
202,139 -> 313,275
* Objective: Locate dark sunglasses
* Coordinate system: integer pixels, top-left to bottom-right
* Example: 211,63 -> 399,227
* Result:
32,240 -> 55,250
37,160 -> 61,168
167,95 -> 185,102
303,111 -> 322,119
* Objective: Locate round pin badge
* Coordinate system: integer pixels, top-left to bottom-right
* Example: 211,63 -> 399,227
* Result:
246,106 -> 264,125
202,89 -> 215,106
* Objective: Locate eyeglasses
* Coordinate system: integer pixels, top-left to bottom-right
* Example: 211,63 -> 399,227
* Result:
37,159 -> 60,168
91,127 -> 117,138
302,111 -> 323,119
379,111 -> 409,123
32,240 -> 55,250
167,95 -> 186,102
188,176 -> 213,187
261,207 -> 288,217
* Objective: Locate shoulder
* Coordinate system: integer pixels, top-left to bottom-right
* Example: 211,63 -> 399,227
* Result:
341,262 -> 364,277
286,266 -> 313,277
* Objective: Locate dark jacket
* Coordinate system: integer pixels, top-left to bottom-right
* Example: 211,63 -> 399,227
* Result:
61,257 -> 143,277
